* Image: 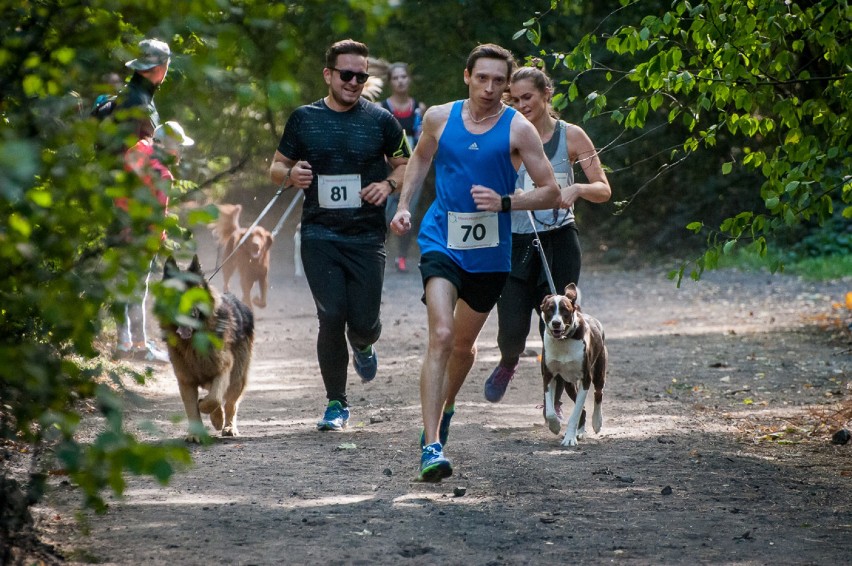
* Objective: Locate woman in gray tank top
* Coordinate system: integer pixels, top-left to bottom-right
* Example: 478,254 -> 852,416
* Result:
484,64 -> 612,411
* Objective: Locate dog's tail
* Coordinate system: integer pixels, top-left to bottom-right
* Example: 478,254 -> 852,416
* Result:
212,203 -> 242,245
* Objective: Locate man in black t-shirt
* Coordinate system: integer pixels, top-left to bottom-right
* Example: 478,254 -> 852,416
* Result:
269,39 -> 409,432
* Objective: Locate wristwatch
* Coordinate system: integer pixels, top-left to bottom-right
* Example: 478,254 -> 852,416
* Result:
501,194 -> 512,212
386,178 -> 398,193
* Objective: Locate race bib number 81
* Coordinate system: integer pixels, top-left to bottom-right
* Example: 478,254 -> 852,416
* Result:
447,211 -> 499,250
318,174 -> 361,209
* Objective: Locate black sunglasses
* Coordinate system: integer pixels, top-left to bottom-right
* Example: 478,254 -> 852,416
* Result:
330,67 -> 370,84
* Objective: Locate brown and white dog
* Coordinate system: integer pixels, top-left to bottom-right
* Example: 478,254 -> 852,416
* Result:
540,283 -> 607,447
213,204 -> 274,310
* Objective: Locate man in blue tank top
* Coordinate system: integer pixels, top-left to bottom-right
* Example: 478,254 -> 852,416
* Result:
390,43 -> 561,482
270,39 -> 409,433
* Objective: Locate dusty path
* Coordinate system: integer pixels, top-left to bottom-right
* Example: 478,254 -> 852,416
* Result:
36,248 -> 852,565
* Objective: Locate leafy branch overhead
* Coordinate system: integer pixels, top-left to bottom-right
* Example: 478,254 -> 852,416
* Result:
518,0 -> 851,283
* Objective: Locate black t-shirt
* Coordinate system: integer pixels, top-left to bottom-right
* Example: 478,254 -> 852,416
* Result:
277,98 -> 408,243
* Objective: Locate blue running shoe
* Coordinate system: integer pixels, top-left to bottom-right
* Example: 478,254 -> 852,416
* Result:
419,406 -> 455,448
317,400 -> 349,431
352,345 -> 378,382
419,442 -> 452,482
484,364 -> 517,403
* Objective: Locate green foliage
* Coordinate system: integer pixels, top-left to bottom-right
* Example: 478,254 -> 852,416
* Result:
519,0 -> 851,278
0,0 -> 393,533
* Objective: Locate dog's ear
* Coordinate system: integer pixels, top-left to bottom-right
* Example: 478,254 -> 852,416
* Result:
564,283 -> 577,300
540,295 -> 554,312
189,254 -> 203,276
163,256 -> 179,279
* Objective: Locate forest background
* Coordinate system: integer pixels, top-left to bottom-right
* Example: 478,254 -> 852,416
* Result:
1,0 -> 850,560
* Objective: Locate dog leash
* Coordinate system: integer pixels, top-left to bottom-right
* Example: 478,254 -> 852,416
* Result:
270,190 -> 304,238
209,185 -> 288,280
527,211 -> 558,296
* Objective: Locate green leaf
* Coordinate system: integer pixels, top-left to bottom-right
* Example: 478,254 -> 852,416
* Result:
722,162 -> 733,175
53,46 -> 75,65
28,189 -> 53,208
567,82 -> 578,101
23,74 -> 44,96
784,129 -> 802,145
9,213 -> 32,237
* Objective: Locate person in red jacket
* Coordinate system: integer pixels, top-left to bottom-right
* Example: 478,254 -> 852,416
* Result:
114,121 -> 194,362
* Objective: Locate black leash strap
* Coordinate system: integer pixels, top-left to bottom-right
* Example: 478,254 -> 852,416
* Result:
527,211 -> 558,296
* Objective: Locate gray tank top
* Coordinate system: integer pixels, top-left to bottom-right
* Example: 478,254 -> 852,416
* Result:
511,119 -> 575,234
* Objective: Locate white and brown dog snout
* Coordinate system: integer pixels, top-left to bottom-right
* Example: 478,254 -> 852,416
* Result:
541,293 -> 578,339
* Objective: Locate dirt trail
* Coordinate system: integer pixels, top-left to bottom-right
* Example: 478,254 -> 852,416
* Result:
35,246 -> 852,565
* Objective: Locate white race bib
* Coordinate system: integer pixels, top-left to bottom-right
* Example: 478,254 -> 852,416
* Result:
521,171 -> 570,192
447,211 -> 500,250
318,174 -> 362,209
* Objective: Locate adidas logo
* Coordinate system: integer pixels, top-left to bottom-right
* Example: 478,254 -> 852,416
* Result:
468,142 -> 479,151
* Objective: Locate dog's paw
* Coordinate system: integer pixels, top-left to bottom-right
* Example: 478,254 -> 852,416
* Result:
209,407 -> 224,431
545,414 -> 561,435
184,433 -> 203,444
561,434 -> 579,447
577,425 -> 586,440
221,426 -> 239,437
253,297 -> 267,309
592,409 -> 603,434
198,397 -> 220,415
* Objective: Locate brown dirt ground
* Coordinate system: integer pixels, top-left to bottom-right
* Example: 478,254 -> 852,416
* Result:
25,234 -> 852,565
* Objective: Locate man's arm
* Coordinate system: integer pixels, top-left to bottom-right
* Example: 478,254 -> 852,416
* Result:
360,154 -> 408,206
472,115 -> 560,212
510,116 -> 561,210
269,150 -> 313,189
390,104 -> 449,235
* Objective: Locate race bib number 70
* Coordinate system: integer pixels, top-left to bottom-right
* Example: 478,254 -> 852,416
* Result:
447,211 -> 500,250
318,174 -> 361,209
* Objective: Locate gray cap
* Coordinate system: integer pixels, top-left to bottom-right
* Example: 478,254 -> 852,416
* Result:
126,39 -> 171,71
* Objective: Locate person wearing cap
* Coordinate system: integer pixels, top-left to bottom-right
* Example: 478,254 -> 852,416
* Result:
269,39 -> 409,433
114,121 -> 193,363
102,38 -> 171,149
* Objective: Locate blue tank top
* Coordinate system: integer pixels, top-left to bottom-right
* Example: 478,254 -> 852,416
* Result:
418,100 -> 517,272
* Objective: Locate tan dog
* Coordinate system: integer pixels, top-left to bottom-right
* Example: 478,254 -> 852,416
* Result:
540,283 -> 607,447
213,204 -> 274,310
158,255 -> 254,442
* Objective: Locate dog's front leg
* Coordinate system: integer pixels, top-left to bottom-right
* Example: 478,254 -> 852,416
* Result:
198,362 -> 232,427
254,271 -> 268,309
542,343 -> 561,435
545,382 -> 561,435
544,377 -> 562,435
561,385 -> 589,447
178,381 -> 204,443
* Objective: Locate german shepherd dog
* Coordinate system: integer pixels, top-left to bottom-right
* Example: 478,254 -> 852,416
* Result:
158,255 -> 254,442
